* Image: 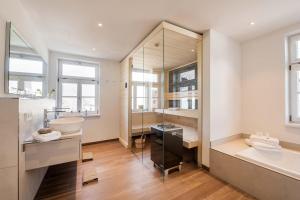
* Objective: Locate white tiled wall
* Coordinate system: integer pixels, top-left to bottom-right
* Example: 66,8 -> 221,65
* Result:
18,98 -> 55,200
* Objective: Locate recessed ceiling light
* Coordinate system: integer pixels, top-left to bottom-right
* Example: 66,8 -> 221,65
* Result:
191,49 -> 195,52
92,48 -> 96,51
98,23 -> 103,27
250,22 -> 255,26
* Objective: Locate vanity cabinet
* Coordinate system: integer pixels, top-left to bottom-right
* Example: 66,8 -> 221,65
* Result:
0,98 -> 19,200
0,166 -> 18,200
25,132 -> 82,170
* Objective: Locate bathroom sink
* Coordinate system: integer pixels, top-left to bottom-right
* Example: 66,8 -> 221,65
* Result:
49,117 -> 84,134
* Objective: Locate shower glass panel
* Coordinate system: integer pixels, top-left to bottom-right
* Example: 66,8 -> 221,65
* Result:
143,29 -> 165,177
131,47 -> 145,160
162,28 -> 198,178
130,25 -> 199,180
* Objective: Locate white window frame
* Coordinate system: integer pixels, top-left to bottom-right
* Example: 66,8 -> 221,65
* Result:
131,68 -> 161,112
131,82 -> 150,112
289,34 -> 300,64
288,33 -> 300,124
9,53 -> 47,97
290,64 -> 300,122
57,59 -> 100,116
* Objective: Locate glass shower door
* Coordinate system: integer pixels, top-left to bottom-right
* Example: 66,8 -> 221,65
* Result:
131,47 -> 145,161
161,28 -> 199,178
143,30 -> 165,174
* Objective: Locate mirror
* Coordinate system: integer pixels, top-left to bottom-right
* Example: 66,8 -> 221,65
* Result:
4,22 -> 47,97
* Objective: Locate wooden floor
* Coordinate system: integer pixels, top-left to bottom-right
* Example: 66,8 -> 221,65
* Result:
35,140 -> 254,200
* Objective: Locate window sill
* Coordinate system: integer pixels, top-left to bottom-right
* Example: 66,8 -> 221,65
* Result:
285,122 -> 300,128
60,112 -> 100,118
131,111 -> 156,114
84,113 -> 100,118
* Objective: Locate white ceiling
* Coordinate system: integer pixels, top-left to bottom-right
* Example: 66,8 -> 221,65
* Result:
21,0 -> 300,61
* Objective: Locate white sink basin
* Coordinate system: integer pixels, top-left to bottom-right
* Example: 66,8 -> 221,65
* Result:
49,117 -> 84,134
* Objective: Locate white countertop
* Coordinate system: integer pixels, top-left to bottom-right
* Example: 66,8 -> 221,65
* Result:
24,129 -> 82,144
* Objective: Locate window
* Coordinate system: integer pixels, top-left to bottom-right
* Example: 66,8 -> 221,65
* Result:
290,64 -> 300,122
8,53 -> 46,96
289,34 -> 300,123
167,62 -> 198,110
58,59 -> 99,115
131,68 -> 160,112
151,87 -> 159,109
169,62 -> 197,93
168,99 -> 198,109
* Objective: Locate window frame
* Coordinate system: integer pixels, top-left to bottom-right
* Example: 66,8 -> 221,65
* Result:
288,33 -> 300,124
131,82 -> 150,112
169,62 -> 197,93
8,53 -> 47,97
289,34 -> 300,64
290,64 -> 300,122
131,68 -> 161,112
57,59 -> 100,116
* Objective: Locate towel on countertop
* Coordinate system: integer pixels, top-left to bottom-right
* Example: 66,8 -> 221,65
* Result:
32,131 -> 61,142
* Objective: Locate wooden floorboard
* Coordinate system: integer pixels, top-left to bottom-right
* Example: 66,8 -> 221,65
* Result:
35,141 -> 254,200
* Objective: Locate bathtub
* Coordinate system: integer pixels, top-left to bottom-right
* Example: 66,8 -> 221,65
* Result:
236,147 -> 300,181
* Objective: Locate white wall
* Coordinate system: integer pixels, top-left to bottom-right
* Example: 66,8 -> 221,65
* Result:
49,51 -> 121,143
210,30 -> 242,141
203,29 -> 242,166
202,31 -> 211,167
242,23 -> 300,144
0,0 -> 48,96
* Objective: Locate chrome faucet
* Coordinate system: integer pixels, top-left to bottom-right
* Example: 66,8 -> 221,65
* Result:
43,107 -> 69,128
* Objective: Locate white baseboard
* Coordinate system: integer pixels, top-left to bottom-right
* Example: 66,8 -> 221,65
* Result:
119,137 -> 128,148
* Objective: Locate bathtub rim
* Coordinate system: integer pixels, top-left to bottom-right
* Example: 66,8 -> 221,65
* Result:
235,147 -> 300,181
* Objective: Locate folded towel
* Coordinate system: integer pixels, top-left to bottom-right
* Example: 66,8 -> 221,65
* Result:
252,142 -> 282,152
249,134 -> 279,146
32,131 -> 61,142
245,134 -> 282,152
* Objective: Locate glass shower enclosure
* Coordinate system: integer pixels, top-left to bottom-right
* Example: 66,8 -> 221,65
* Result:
130,23 -> 200,179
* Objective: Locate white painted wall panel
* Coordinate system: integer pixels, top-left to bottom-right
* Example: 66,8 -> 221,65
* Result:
242,23 -> 300,144
203,30 -> 242,167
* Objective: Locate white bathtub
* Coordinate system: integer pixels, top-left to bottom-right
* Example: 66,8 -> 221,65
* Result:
236,147 -> 300,180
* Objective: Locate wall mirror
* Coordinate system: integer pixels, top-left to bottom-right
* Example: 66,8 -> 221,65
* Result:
4,22 -> 47,97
